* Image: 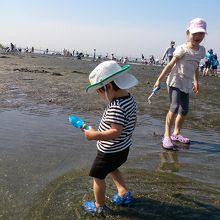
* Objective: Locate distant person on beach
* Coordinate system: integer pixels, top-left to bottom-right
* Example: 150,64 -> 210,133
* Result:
111,53 -> 116,60
10,43 -> 15,52
154,18 -> 207,150
93,49 -> 96,61
162,41 -> 175,62
211,53 -> 219,76
141,54 -> 148,64
202,49 -> 213,76
81,60 -> 138,217
122,56 -> 128,63
149,55 -> 155,64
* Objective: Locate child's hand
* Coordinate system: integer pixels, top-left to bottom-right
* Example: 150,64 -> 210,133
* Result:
154,80 -> 160,89
81,126 -> 96,141
193,83 -> 199,94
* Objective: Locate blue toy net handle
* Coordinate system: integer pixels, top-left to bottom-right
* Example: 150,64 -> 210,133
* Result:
152,86 -> 160,93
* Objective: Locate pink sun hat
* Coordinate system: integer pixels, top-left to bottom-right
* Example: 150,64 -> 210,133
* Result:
187,18 -> 207,34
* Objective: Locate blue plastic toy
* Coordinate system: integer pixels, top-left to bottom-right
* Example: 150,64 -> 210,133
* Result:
69,115 -> 89,130
147,86 -> 161,104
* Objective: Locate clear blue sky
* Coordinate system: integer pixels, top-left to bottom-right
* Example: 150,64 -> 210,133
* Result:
1,0 -> 220,58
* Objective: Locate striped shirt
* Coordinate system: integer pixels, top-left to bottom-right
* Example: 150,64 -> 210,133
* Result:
97,94 -> 137,153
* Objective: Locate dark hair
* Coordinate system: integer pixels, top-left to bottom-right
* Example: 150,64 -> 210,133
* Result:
99,81 -> 120,92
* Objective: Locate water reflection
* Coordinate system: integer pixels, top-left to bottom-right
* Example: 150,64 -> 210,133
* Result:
158,150 -> 180,173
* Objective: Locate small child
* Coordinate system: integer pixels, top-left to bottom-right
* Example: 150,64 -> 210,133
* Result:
211,54 -> 219,77
154,18 -> 207,150
82,60 -> 138,217
203,49 -> 213,76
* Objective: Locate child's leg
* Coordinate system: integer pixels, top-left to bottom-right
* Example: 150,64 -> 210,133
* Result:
202,68 -> 206,76
205,67 -> 209,76
207,67 -> 211,76
173,91 -> 189,135
109,169 -> 128,197
173,114 -> 185,135
165,87 -> 182,137
93,177 -> 106,208
164,110 -> 176,137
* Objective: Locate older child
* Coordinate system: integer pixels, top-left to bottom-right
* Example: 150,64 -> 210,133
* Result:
82,60 -> 138,216
154,18 -> 207,149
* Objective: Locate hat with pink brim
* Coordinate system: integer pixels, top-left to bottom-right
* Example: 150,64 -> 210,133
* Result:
187,18 -> 207,34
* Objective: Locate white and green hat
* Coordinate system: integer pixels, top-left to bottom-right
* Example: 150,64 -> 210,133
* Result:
86,60 -> 138,93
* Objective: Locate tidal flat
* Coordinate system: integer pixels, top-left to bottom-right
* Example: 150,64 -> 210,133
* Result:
0,52 -> 219,219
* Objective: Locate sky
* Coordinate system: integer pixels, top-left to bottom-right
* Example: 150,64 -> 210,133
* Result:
1,0 -> 220,58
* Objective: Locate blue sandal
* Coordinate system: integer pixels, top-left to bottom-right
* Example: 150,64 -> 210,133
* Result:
83,200 -> 112,217
111,191 -> 133,206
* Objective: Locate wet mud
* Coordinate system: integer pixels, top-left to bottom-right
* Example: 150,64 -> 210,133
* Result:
26,169 -> 220,220
0,52 -> 220,219
0,53 -> 219,131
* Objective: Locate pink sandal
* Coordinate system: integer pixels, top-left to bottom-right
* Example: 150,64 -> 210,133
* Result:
171,134 -> 190,144
162,137 -> 175,150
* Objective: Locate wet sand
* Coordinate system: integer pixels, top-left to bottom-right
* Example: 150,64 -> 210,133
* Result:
0,52 -> 220,130
0,52 -> 220,219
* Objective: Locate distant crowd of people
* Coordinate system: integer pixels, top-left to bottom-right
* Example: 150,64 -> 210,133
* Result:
201,49 -> 219,77
2,43 -> 88,60
3,43 -> 36,54
1,42 -> 219,74
1,42 -> 168,65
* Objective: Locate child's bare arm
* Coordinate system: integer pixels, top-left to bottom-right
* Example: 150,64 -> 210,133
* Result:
82,123 -> 123,141
154,56 -> 178,87
193,68 -> 199,94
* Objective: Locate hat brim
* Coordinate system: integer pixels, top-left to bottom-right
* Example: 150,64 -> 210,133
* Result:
86,64 -> 130,93
189,28 -> 207,34
114,72 -> 138,89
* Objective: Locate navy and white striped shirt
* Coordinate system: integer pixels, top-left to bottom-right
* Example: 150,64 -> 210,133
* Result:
97,94 -> 137,153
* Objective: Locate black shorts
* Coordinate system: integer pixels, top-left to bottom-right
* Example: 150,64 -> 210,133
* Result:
89,147 -> 129,179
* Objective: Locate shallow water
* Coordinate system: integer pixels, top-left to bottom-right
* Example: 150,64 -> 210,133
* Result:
0,106 -> 219,219
0,54 -> 220,219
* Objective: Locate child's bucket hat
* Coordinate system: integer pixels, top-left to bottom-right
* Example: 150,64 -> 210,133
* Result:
86,60 -> 138,93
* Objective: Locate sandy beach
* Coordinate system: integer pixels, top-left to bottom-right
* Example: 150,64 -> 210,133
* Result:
0,51 -> 220,219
